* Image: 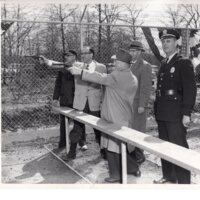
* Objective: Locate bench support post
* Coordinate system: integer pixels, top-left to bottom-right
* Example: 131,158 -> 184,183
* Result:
121,142 -> 127,184
65,117 -> 70,154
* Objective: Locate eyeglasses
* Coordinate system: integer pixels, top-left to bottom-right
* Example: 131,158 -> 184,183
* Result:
65,54 -> 74,57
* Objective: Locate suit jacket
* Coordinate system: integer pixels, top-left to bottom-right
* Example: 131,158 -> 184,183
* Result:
73,60 -> 107,111
82,68 -> 138,153
53,68 -> 74,107
130,57 -> 152,132
154,53 -> 196,122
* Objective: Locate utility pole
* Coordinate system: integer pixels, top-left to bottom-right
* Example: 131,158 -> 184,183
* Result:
80,5 -> 88,50
98,4 -> 102,61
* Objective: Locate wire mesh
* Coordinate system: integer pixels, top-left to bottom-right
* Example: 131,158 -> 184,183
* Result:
1,20 -> 200,132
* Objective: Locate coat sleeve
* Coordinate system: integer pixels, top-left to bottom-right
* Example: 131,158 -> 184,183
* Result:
53,72 -> 62,100
82,69 -> 116,87
180,59 -> 197,116
139,63 -> 152,107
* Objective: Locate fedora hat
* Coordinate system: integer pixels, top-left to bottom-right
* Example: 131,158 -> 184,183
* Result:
129,41 -> 145,52
116,48 -> 132,64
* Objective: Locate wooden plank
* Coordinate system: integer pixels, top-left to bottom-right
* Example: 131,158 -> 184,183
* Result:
121,142 -> 127,184
52,106 -> 200,174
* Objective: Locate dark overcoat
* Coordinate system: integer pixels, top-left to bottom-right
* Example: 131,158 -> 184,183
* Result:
130,57 -> 152,132
53,68 -> 75,107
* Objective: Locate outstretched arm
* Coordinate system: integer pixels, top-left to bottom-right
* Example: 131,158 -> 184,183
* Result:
38,56 -> 65,69
68,66 -> 116,87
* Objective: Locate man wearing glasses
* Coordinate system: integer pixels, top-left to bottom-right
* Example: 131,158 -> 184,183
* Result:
66,46 -> 107,160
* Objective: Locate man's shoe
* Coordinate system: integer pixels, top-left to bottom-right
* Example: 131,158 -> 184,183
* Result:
153,177 -> 177,184
80,144 -> 88,151
128,170 -> 141,177
52,148 -> 64,154
104,177 -> 121,183
62,153 -> 76,162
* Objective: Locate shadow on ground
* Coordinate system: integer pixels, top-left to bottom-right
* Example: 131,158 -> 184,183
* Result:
2,149 -> 86,184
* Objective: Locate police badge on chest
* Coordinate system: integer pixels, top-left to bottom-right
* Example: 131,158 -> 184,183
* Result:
170,67 -> 175,78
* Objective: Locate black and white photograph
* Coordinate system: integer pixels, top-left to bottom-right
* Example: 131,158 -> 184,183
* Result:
1,0 -> 200,190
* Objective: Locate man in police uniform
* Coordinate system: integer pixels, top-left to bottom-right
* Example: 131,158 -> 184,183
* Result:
154,29 -> 196,184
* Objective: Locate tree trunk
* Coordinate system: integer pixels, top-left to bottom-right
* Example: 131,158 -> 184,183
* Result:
98,4 -> 102,61
59,4 -> 66,62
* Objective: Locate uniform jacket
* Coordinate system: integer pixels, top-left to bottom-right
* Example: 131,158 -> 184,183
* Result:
130,57 -> 152,132
53,68 -> 74,107
154,53 -> 196,122
82,68 -> 138,153
73,60 -> 107,111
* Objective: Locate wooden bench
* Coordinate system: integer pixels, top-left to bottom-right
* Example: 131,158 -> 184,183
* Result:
52,106 -> 200,184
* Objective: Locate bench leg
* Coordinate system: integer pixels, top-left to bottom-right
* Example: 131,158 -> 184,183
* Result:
121,142 -> 127,184
65,117 -> 70,154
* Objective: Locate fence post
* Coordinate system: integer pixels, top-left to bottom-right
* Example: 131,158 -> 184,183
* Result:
121,142 -> 127,184
65,117 -> 70,154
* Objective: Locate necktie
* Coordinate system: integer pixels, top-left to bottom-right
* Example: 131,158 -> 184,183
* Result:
165,58 -> 169,64
84,64 -> 89,70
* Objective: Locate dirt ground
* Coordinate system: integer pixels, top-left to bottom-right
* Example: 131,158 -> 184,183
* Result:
1,117 -> 200,185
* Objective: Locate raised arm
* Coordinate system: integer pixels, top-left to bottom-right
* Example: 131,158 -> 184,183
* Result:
39,56 -> 65,69
82,69 -> 116,87
68,66 -> 116,87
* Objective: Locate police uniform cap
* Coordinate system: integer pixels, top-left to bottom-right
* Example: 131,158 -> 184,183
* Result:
116,48 -> 132,64
129,41 -> 145,52
159,29 -> 180,40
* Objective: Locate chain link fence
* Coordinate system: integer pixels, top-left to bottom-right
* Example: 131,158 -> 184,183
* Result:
1,20 -> 200,132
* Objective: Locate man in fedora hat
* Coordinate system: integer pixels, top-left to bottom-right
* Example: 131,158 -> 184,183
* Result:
154,29 -> 196,184
69,48 -> 140,183
129,41 -> 152,165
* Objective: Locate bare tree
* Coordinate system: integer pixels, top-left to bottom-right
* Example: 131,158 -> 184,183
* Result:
162,4 -> 200,28
119,4 -> 147,40
2,4 -> 37,56
161,5 -> 185,27
43,4 -> 78,61
181,4 -> 200,28
93,4 -> 123,61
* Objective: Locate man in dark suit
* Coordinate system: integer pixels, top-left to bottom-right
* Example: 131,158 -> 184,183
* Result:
52,50 -> 76,149
154,29 -> 196,184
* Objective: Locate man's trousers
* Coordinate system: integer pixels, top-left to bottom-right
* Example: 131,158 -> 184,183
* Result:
157,120 -> 191,184
106,150 -> 139,180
